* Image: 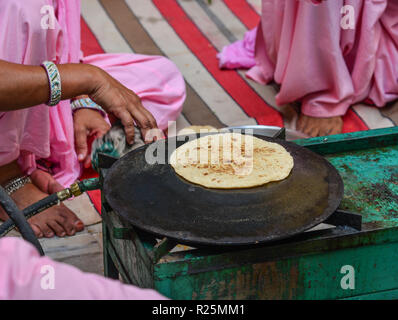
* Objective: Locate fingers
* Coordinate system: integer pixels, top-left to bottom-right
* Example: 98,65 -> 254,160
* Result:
117,97 -> 158,144
138,107 -> 162,143
89,70 -> 159,144
74,125 -> 89,162
115,108 -> 136,145
83,125 -> 110,168
126,96 -> 159,144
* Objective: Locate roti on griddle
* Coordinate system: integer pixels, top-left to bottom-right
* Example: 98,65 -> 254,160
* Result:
170,132 -> 294,189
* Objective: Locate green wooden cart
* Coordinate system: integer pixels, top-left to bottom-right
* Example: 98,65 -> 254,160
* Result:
100,127 -> 398,300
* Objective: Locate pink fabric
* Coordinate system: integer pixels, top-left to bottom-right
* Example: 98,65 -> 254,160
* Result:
0,237 -> 166,299
84,54 -> 185,131
217,28 -> 257,70
218,0 -> 398,118
0,0 -> 185,186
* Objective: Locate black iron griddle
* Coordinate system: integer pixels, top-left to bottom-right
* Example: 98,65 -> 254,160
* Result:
103,133 -> 344,246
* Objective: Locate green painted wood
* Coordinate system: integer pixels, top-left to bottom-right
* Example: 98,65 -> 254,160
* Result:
293,127 -> 398,155
342,288 -> 398,300
102,209 -> 154,288
326,146 -> 398,229
150,237 -> 178,263
294,127 -> 398,230
154,238 -> 398,299
106,234 -> 134,284
153,227 -> 398,299
102,219 -> 119,280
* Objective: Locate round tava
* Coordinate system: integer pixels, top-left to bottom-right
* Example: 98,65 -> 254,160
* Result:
103,134 -> 343,246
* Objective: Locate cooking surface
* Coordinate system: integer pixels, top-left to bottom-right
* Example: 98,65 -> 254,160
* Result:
103,134 -> 343,246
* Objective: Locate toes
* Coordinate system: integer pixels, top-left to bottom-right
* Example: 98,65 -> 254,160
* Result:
28,214 -> 55,238
30,223 -> 44,238
296,116 -> 306,132
56,214 -> 76,236
55,206 -> 84,236
47,220 -> 66,237
74,219 -> 85,232
36,222 -> 54,238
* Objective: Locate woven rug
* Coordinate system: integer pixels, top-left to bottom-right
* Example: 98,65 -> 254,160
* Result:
80,0 -> 398,213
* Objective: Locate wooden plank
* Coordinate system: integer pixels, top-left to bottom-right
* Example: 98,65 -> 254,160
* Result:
296,127 -> 398,229
294,127 -> 398,155
102,210 -> 154,288
150,237 -> 178,264
106,235 -> 135,284
342,288 -> 398,300
326,145 -> 398,229
154,237 -> 398,299
102,219 -> 119,280
155,227 -> 398,277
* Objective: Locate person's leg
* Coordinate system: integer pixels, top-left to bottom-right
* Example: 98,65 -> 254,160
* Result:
296,115 -> 343,137
0,237 -> 167,300
0,162 -> 83,238
254,0 -> 359,136
367,1 -> 398,108
0,0 -> 83,238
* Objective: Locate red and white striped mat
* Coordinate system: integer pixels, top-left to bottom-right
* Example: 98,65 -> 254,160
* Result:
80,0 -> 397,213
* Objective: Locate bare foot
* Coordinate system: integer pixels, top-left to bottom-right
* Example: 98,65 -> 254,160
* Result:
0,166 -> 84,238
297,114 -> 343,137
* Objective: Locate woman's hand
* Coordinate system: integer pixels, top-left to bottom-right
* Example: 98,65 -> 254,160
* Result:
73,108 -> 111,167
87,66 -> 163,145
0,60 -> 164,145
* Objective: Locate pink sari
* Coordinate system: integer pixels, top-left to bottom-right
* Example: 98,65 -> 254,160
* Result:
218,0 -> 398,118
0,0 -> 185,186
0,237 -> 166,299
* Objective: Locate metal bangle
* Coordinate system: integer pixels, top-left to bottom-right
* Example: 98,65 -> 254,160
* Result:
3,176 -> 32,195
41,61 -> 62,107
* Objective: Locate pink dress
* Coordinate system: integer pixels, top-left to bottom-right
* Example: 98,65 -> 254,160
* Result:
0,0 -> 185,187
218,0 -> 398,118
0,237 -> 167,299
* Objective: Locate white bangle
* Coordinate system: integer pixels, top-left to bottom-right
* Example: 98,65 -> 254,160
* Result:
41,61 -> 62,107
71,98 -> 106,117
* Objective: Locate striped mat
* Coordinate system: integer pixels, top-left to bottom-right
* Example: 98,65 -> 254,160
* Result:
80,0 -> 398,213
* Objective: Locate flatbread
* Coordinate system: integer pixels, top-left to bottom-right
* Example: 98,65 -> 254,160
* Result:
170,133 -> 294,189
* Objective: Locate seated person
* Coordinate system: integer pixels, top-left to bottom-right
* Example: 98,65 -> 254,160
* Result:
0,237 -> 166,299
0,44 -> 171,299
218,0 -> 398,137
0,0 -> 186,238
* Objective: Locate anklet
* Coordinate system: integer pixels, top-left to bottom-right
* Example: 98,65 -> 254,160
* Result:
3,176 -> 32,195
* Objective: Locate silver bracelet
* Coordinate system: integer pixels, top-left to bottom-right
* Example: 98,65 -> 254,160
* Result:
71,98 -> 106,117
3,176 -> 32,195
41,61 -> 62,107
